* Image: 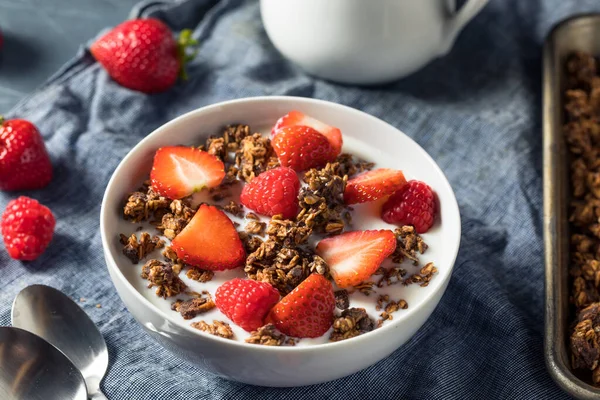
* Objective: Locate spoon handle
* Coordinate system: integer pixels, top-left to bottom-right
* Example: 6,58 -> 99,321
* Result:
89,391 -> 108,400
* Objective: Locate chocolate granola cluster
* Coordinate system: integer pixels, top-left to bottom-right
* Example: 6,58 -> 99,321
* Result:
564,52 -> 600,385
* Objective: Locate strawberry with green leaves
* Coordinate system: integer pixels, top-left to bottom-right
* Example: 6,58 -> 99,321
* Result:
91,18 -> 198,93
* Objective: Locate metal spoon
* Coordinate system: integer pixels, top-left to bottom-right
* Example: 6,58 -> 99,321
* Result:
11,285 -> 109,400
0,326 -> 87,400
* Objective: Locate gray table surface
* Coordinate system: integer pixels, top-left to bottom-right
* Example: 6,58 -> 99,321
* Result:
0,0 -> 140,112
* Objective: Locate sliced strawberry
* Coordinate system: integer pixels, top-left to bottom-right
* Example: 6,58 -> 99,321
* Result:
316,230 -> 396,288
266,274 -> 335,338
272,126 -> 335,172
344,168 -> 407,205
172,204 -> 245,270
150,146 -> 225,200
272,111 -> 343,157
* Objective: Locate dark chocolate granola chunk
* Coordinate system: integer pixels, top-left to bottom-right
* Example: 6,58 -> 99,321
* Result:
297,163 -> 347,235
333,154 -> 375,178
571,303 -> 600,372
186,268 -> 214,283
245,238 -> 328,295
120,232 -> 164,264
390,226 -> 428,265
334,289 -> 349,310
155,199 -> 196,240
171,294 -> 215,320
266,215 -> 312,246
376,295 -> 408,327
245,324 -> 296,346
123,184 -> 170,223
330,308 -> 376,342
223,200 -> 244,217
141,260 -> 187,298
191,320 -> 234,339
235,133 -> 277,182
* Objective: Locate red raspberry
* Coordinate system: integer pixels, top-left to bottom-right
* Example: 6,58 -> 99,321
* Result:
0,118 -> 53,191
381,180 -> 436,233
240,167 -> 300,219
215,278 -> 280,332
1,196 -> 56,260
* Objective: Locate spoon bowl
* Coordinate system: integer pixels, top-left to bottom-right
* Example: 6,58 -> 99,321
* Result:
11,284 -> 109,399
0,327 -> 87,400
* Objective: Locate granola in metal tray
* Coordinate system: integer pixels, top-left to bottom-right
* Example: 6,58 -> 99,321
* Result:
118,116 -> 439,346
564,52 -> 600,386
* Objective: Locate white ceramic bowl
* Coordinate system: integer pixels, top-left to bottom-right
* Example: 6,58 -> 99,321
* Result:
100,96 -> 461,387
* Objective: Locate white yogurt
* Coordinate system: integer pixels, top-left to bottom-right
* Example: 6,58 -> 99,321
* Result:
121,133 -> 442,346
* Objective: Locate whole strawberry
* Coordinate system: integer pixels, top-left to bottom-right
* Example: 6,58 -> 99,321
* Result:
1,196 -> 55,260
215,278 -> 280,332
0,117 -> 53,191
266,273 -> 335,338
90,19 -> 198,93
381,180 -> 436,233
240,167 -> 300,219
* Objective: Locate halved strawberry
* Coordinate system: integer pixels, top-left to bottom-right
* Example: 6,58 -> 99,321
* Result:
150,146 -> 225,200
266,274 -> 335,338
316,230 -> 396,288
272,125 -> 335,172
171,204 -> 245,270
344,168 -> 407,205
272,111 -> 343,157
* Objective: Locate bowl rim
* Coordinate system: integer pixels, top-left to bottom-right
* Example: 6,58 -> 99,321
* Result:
100,95 -> 462,353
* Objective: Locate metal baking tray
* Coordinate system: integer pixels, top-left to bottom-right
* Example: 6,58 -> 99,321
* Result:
544,13 -> 600,400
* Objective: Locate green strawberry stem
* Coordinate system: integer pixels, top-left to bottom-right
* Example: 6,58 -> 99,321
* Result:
0,116 -> 4,125
177,29 -> 199,81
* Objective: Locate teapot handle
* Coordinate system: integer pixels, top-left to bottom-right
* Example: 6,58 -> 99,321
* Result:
441,0 -> 489,54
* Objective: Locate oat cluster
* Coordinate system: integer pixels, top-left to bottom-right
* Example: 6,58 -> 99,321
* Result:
564,52 -> 600,385
330,308 -> 376,342
191,320 -> 234,339
246,324 -> 296,346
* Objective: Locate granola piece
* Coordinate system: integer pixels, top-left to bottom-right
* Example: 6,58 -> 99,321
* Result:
353,281 -> 375,296
572,276 -> 600,309
330,308 -> 376,342
171,294 -> 215,320
403,262 -> 438,287
571,303 -> 600,372
245,324 -> 296,346
191,320 -> 234,339
155,199 -> 196,240
565,89 -> 594,121
376,266 -> 407,287
297,163 -> 347,234
235,133 -> 275,182
266,215 -> 312,246
239,233 -> 264,253
244,238 -> 329,295
376,295 -> 408,327
333,153 -> 375,178
141,260 -> 187,298
206,136 -> 226,161
120,232 -> 165,264
570,195 -> 600,229
223,200 -> 244,217
566,52 -> 598,91
223,124 -> 251,152
334,289 -> 349,310
123,185 -> 170,223
245,220 -> 266,236
186,268 -> 214,282
390,226 -> 428,265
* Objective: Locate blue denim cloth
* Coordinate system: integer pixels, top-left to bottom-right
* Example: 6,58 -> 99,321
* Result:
1,0 -> 598,398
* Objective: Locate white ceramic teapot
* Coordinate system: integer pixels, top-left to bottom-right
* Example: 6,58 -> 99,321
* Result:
260,0 -> 489,85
